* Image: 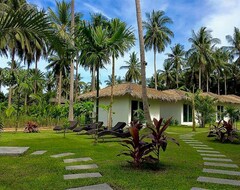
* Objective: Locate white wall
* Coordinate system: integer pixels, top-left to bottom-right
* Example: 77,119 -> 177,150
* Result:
149,99 -> 161,121
98,96 -> 130,126
160,101 -> 182,124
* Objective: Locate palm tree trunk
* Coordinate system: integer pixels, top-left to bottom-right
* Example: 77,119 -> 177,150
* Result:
58,70 -> 62,105
109,55 -> 115,129
68,0 -> 75,121
8,48 -> 15,108
217,73 -> 220,95
154,47 -> 157,90
199,68 -> 201,90
34,59 -> 38,94
135,0 -> 152,126
75,56 -> 79,102
176,64 -> 179,89
91,64 -> 96,91
206,73 -> 209,92
96,64 -> 100,122
224,75 -> 227,95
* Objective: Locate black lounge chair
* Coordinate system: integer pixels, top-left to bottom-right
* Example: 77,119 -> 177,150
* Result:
98,122 -> 126,137
73,122 -> 103,134
68,121 -> 78,130
85,122 -> 104,135
53,125 -> 62,132
53,121 -> 78,132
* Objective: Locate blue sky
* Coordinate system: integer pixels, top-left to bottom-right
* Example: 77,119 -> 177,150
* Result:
1,0 -> 240,93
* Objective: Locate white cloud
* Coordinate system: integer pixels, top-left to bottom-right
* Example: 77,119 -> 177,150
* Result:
200,0 -> 240,46
83,3 -> 111,19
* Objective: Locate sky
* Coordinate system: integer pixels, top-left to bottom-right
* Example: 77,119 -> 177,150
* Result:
1,0 -> 240,93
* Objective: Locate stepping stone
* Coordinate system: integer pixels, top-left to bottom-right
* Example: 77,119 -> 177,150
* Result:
193,147 -> 213,150
189,144 -> 208,147
64,157 -> 92,163
200,154 -> 226,157
51,153 -> 75,158
203,168 -> 240,176
203,157 -> 233,162
185,142 -> 203,144
197,176 -> 240,186
64,173 -> 102,180
0,147 -> 29,156
66,164 -> 98,170
31,150 -> 47,155
197,150 -> 220,153
191,188 -> 208,190
204,162 -> 238,168
66,183 -> 113,190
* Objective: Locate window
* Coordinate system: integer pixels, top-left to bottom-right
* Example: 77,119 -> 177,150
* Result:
131,100 -> 143,121
183,104 -> 192,122
217,105 -> 224,120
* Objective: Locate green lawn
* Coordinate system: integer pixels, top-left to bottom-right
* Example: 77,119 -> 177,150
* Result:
0,126 -> 239,190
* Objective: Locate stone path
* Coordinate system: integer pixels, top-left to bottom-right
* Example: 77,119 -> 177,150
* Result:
66,183 -> 113,190
50,152 -> 75,158
61,156 -> 113,190
31,150 -> 47,155
0,146 -> 29,156
180,133 -> 240,189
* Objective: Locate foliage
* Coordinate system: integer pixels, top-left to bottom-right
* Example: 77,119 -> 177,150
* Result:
5,106 -> 15,118
195,92 -> 217,127
119,118 -> 179,167
24,121 -> 39,133
224,106 -> 240,126
0,117 -> 3,132
118,121 -> 154,167
147,118 -> 179,161
208,120 -> 240,144
133,108 -> 145,124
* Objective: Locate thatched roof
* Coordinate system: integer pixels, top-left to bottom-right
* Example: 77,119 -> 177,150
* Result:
78,83 -> 240,105
78,83 -> 174,101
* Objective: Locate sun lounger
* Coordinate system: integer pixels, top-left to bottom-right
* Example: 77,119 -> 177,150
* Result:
98,122 -> 126,137
73,122 -> 103,134
53,120 -> 78,132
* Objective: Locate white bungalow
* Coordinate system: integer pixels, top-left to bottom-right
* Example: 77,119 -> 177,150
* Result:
78,83 -> 240,126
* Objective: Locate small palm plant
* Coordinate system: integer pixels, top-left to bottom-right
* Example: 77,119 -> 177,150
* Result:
147,118 -> 179,162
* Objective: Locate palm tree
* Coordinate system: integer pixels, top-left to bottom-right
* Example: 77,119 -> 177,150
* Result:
120,52 -> 141,83
69,0 -> 75,121
134,0 -> 152,125
166,44 -> 185,88
46,54 -> 70,104
143,10 -> 174,90
226,27 -> 240,65
187,27 -> 220,91
108,18 -> 135,128
80,24 -> 111,122
104,75 -> 123,86
158,60 -> 175,89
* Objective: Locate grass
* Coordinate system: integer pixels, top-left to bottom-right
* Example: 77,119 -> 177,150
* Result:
0,126 -> 239,190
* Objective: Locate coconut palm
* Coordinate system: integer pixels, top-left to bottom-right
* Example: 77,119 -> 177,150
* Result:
166,44 -> 185,88
134,0 -> 152,125
120,52 -> 141,83
108,18 -> 135,128
46,54 -> 70,104
158,60 -> 175,89
143,10 -> 174,90
104,75 -> 123,86
187,27 -> 220,91
226,27 -> 240,65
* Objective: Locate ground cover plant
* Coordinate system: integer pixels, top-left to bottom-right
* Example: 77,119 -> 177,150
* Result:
0,126 -> 239,190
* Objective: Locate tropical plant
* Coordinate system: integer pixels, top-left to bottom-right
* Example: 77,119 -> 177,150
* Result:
226,27 -> 240,65
118,121 -> 154,167
195,92 -> 217,127
147,118 -> 179,162
166,44 -> 185,88
208,120 -> 240,143
143,10 -> 173,90
187,27 -> 220,91
120,52 -> 141,83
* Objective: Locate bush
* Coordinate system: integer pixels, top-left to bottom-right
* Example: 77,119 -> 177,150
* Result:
208,120 -> 240,143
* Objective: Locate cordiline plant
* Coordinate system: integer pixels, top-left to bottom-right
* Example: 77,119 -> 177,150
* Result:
118,121 -> 155,167
147,118 -> 179,162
